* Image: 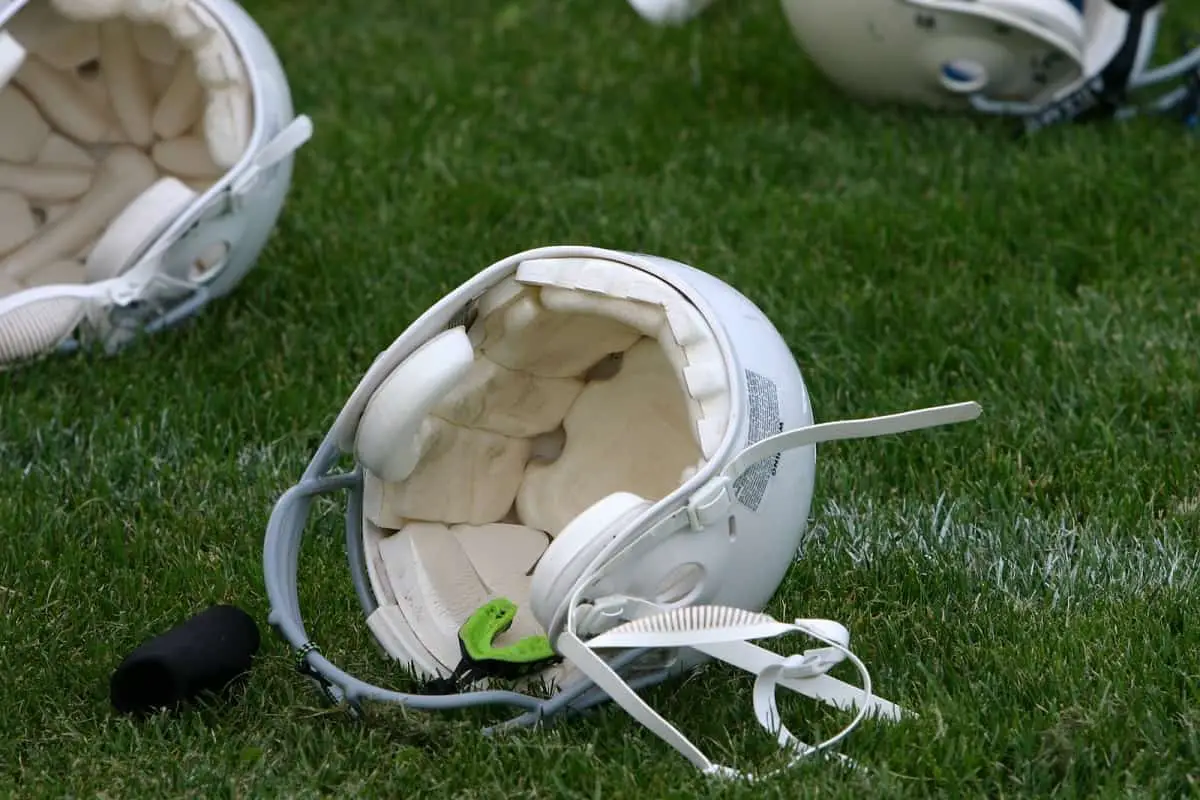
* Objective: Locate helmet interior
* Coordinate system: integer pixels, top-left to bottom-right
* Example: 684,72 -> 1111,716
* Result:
354,256 -> 734,682
0,0 -> 253,302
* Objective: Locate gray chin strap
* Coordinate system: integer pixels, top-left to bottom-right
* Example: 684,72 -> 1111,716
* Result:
261,428 -> 674,728
0,279 -> 211,370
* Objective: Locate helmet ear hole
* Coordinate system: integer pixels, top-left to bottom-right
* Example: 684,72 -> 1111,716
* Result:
653,562 -> 706,607
189,240 -> 230,282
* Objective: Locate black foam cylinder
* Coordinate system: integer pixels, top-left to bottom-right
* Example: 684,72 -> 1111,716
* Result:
110,604 -> 261,715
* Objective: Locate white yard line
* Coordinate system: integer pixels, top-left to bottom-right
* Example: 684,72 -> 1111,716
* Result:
802,495 -> 1200,602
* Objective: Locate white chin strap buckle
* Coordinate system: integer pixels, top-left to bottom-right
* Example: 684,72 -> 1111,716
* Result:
781,648 -> 845,680
781,618 -> 850,678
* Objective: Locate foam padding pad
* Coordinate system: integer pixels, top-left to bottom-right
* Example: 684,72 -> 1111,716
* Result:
377,522 -> 549,671
355,327 -> 475,483
468,281 -> 642,378
517,338 -> 703,537
364,418 -> 532,527
432,357 -> 585,439
2,145 -> 157,281
517,257 -> 731,458
84,176 -> 196,281
0,293 -> 86,364
0,0 -> 255,294
109,604 -> 260,715
0,190 -> 38,257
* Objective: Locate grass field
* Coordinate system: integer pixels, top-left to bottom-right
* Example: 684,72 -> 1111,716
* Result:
3,0 -> 1200,796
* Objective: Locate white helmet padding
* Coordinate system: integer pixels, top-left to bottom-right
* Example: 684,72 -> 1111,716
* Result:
0,0 -> 312,369
264,245 -> 984,779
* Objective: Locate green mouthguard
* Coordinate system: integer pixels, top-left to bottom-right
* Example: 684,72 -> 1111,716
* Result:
459,597 -> 557,670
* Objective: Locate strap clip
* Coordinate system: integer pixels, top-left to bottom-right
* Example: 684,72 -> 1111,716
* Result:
686,476 -> 733,530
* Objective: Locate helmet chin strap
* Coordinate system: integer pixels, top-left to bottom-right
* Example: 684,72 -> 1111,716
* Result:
724,400 -> 981,482
557,400 -> 982,780
683,400 -> 982,532
557,601 -> 877,780
229,116 -> 315,206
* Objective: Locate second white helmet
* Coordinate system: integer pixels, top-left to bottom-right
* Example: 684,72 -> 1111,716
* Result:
626,0 -> 1200,132
781,0 -> 1200,130
0,0 -> 312,370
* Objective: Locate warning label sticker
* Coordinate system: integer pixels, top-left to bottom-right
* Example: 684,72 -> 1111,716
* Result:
733,369 -> 783,512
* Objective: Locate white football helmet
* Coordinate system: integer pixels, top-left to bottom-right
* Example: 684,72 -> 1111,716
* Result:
0,0 -> 312,370
627,0 -> 1200,132
264,245 -> 983,779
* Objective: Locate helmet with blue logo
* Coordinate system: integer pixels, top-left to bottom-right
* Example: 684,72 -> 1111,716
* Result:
627,0 -> 1200,132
